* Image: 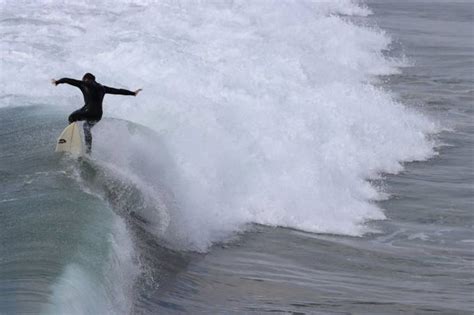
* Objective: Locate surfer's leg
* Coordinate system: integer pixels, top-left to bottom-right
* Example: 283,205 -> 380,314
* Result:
83,120 -> 97,154
68,108 -> 87,124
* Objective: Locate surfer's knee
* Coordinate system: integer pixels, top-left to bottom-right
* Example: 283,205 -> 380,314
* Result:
68,113 -> 76,123
68,111 -> 82,123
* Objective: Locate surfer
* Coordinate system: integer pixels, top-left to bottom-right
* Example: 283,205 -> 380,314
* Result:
51,73 -> 142,153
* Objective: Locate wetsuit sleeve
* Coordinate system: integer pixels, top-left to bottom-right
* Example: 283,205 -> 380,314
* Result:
56,78 -> 83,87
103,86 -> 135,96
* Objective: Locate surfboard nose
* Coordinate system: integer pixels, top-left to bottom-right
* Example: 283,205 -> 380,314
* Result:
55,122 -> 85,156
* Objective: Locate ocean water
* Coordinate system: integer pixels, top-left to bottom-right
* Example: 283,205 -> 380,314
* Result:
0,0 -> 472,314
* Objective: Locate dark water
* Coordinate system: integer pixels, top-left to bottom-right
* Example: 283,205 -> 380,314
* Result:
1,1 -> 473,314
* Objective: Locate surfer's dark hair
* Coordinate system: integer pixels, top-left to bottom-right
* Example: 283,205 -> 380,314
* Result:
82,73 -> 95,81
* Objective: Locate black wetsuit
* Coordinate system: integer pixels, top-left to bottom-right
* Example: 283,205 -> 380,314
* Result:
56,78 -> 135,153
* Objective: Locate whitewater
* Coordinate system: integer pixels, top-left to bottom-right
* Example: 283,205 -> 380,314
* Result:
1,0 -> 437,247
3,0 -> 464,314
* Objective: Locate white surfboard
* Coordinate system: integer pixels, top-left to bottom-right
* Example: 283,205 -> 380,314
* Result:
55,122 -> 85,156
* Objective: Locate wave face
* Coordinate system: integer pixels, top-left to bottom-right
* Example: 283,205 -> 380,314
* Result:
1,0 -> 437,251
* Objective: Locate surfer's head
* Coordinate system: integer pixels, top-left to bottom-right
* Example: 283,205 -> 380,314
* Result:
82,73 -> 96,82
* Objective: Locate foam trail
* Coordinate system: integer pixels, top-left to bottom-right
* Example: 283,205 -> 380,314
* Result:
1,0 -> 438,251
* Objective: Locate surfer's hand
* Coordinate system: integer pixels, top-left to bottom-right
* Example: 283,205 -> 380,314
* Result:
51,79 -> 58,86
134,89 -> 142,96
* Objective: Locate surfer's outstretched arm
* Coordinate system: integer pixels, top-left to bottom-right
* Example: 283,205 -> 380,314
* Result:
104,86 -> 142,96
52,78 -> 83,88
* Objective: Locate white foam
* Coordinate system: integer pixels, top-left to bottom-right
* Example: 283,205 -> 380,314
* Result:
1,1 -> 439,251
